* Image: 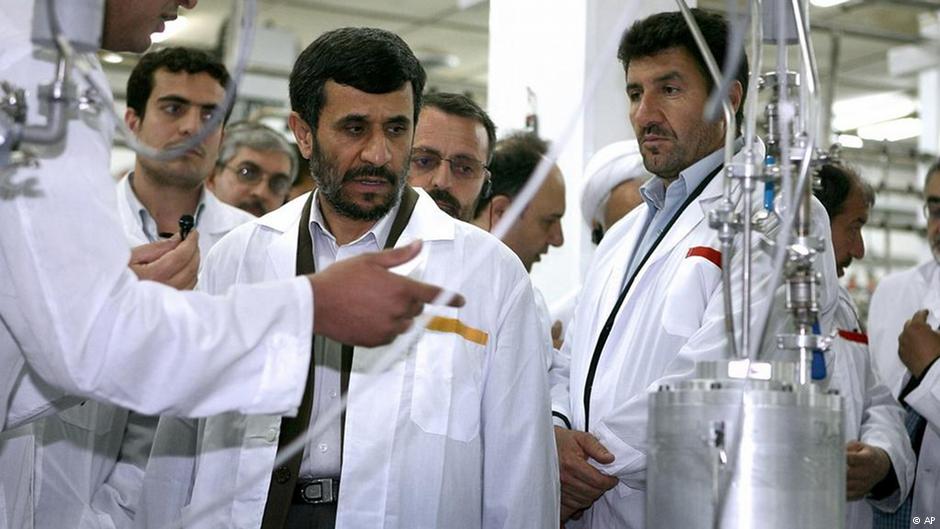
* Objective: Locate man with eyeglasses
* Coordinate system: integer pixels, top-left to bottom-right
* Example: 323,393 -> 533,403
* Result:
408,92 -> 496,222
209,122 -> 299,217
867,159 -> 940,524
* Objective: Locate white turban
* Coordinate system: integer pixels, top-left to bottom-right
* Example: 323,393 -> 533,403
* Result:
580,140 -> 650,228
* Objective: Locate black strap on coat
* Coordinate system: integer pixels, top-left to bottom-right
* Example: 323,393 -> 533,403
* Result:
260,186 -> 420,529
581,165 -> 723,430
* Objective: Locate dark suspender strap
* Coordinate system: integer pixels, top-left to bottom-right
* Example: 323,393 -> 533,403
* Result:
581,164 -> 724,429
261,193 -> 319,529
260,187 -> 420,529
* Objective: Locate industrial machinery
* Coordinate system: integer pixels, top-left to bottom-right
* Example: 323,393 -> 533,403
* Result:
646,1 -> 847,527
3,1 -> 849,527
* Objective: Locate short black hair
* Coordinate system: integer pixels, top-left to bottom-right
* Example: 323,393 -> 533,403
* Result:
421,92 -> 497,163
289,27 -> 427,129
474,132 -> 549,218
814,162 -> 875,219
925,158 -> 940,194
618,9 -> 748,132
126,47 -> 231,120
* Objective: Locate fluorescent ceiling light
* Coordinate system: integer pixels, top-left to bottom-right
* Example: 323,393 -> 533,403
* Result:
832,92 -> 917,132
101,52 -> 123,64
810,0 -> 852,6
151,16 -> 188,44
837,134 -> 864,149
857,118 -> 922,142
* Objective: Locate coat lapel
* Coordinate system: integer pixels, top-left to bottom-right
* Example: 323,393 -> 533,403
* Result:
596,215 -> 644,322
622,173 -> 725,306
263,194 -> 307,279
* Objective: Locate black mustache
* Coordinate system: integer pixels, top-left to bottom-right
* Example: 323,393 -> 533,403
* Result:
642,124 -> 674,138
343,165 -> 397,184
427,188 -> 460,213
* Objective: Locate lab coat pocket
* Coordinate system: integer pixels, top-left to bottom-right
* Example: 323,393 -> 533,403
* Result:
661,254 -> 721,338
57,401 -> 117,434
410,315 -> 485,442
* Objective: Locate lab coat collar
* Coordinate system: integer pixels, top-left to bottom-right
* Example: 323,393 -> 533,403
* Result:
199,189 -> 250,238
623,137 -> 761,300
260,187 -> 455,279
117,172 -> 242,240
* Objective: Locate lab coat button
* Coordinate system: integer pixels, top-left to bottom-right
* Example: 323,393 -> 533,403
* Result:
265,428 -> 278,443
274,465 -> 291,484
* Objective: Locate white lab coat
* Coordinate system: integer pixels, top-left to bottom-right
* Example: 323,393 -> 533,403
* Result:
0,3 -> 310,528
0,0 -> 313,429
868,261 -> 940,397
550,150 -> 840,528
534,287 -> 556,369
868,261 -> 940,521
114,174 -> 256,259
2,183 -> 257,529
904,352 -> 940,522
827,286 -> 914,529
142,190 -> 559,529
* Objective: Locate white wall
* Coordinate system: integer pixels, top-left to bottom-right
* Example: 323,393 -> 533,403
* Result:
487,0 -> 682,304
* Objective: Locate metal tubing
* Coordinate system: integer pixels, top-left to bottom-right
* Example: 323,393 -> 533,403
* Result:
20,0 -> 70,146
675,0 -> 742,358
720,237 -> 738,359
791,0 -> 820,139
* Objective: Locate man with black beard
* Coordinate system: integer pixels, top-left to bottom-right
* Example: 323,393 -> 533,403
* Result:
408,92 -> 496,221
144,27 -> 558,529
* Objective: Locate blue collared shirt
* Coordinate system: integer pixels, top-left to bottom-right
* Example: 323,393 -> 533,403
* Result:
622,145 -> 727,287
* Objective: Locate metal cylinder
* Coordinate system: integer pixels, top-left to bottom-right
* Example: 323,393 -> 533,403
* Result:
648,377 -> 844,529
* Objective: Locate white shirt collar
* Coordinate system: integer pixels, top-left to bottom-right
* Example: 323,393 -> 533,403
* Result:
125,172 -> 207,242
308,188 -> 400,251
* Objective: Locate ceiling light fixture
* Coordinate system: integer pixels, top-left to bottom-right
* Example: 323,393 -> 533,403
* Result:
857,117 -> 922,142
836,134 -> 864,149
832,92 -> 917,132
810,0 -> 852,7
101,52 -> 123,64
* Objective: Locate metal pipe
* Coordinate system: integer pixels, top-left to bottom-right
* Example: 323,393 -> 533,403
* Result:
20,0 -> 70,146
820,33 -> 841,143
675,0 -> 738,175
21,52 -> 68,145
675,0 -> 742,359
792,0 -> 820,138
738,2 -> 765,360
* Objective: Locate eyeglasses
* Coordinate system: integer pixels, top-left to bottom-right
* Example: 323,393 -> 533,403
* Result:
924,201 -> 940,222
221,162 -> 292,196
410,149 -> 489,181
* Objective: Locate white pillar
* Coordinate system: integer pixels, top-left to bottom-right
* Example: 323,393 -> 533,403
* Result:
487,0 -> 679,304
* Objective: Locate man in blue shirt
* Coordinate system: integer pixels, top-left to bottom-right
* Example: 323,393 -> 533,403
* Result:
550,9 -> 751,527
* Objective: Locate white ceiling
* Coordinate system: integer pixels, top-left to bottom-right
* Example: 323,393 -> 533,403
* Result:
161,0 -> 490,96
